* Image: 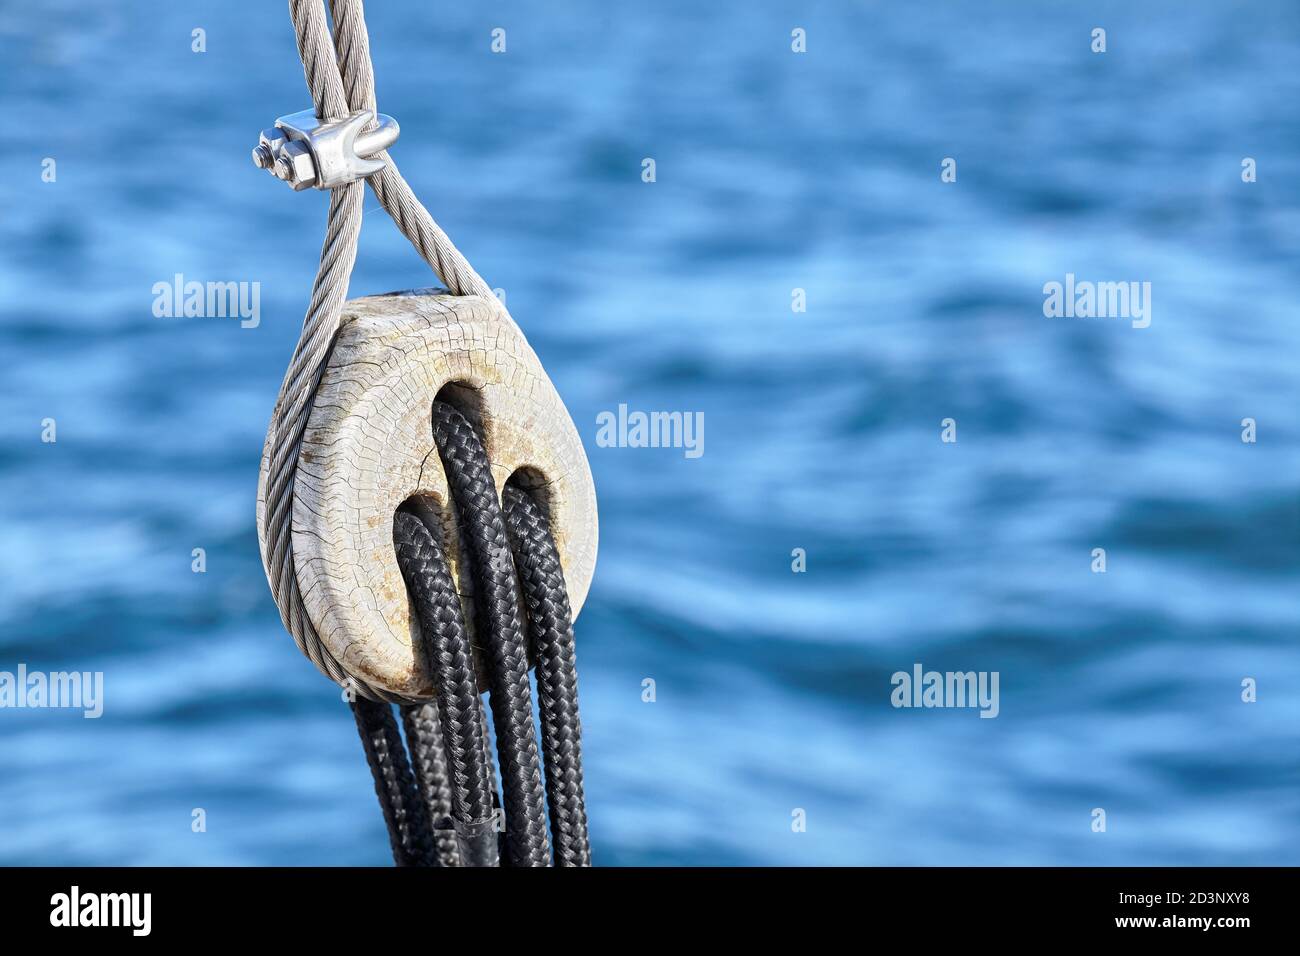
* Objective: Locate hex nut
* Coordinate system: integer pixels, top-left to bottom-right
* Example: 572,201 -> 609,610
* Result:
280,141 -> 317,189
259,127 -> 288,153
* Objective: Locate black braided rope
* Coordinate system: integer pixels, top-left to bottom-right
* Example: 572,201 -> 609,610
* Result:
394,510 -> 500,867
398,701 -> 460,867
502,484 -> 592,866
353,399 -> 590,866
430,400 -> 551,867
349,697 -> 438,867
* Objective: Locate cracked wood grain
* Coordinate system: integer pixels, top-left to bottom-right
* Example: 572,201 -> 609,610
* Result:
256,289 -> 598,699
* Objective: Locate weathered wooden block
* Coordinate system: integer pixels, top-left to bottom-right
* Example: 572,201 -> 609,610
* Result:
256,289 -> 598,699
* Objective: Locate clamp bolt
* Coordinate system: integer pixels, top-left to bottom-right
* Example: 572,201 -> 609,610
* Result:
250,108 -> 399,191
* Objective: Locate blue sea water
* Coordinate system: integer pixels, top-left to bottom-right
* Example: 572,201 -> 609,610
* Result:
0,1 -> 1297,865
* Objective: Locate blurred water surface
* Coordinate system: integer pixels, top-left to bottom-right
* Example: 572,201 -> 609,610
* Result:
0,1 -> 1297,864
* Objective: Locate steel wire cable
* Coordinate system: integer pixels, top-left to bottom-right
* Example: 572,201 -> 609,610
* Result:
259,0 -> 591,866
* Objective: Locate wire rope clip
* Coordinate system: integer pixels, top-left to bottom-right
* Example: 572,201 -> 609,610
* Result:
251,108 -> 399,191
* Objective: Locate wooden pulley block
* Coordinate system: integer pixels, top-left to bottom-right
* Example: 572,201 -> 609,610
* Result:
256,289 -> 598,699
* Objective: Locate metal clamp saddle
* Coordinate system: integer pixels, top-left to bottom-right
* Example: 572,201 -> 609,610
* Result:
251,108 -> 400,191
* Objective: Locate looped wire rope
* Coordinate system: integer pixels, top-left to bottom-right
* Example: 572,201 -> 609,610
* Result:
261,0 -> 492,701
257,0 -> 590,866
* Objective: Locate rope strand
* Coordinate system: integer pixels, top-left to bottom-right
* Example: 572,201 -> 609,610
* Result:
430,401 -> 551,866
394,510 -> 501,866
502,484 -> 592,866
399,701 -> 461,867
328,0 -> 495,298
350,697 -> 438,866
